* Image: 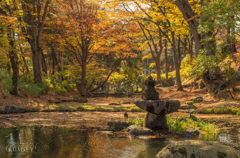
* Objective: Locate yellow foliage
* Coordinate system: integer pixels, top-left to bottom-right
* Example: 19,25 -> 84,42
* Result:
142,54 -> 152,60
110,72 -> 125,84
150,73 -> 157,80
149,63 -> 156,68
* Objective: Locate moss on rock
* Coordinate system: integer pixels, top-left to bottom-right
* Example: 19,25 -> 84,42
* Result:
191,153 -> 196,158
217,151 -> 227,158
170,146 -> 187,155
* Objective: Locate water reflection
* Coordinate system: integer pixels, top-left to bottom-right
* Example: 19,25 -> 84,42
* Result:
0,126 -> 239,158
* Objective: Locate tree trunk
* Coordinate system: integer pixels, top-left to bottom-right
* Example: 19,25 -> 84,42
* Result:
61,51 -> 64,75
40,49 -> 47,76
174,0 -> 203,53
20,46 -> 29,73
165,39 -> 168,80
31,45 -> 42,83
202,31 -> 216,55
177,36 -> 182,66
79,57 -> 87,96
138,23 -> 163,79
171,32 -> 183,91
189,36 -> 194,58
22,0 -> 51,83
174,0 -> 220,93
9,40 -> 19,95
90,66 -> 118,93
51,47 -> 55,75
7,54 -> 11,73
174,0 -> 216,55
156,57 -> 161,81
183,38 -> 187,57
39,48 -> 42,77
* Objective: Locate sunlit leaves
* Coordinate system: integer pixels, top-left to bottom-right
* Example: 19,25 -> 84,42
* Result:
142,54 -> 152,60
149,62 -> 155,68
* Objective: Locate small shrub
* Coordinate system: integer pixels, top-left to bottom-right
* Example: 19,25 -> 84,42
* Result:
127,117 -> 144,127
18,73 -> 34,84
19,82 -> 50,97
237,110 -> 240,115
186,118 -> 218,133
205,109 -> 214,114
53,84 -> 67,95
18,74 -> 50,97
50,72 -> 76,95
19,83 -> 42,97
214,108 -> 221,114
0,69 -> 12,97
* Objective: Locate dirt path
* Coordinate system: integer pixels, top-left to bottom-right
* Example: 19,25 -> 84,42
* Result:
0,111 -> 146,130
0,87 -> 239,132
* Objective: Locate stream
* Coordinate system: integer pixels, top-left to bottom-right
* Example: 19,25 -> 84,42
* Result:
0,126 -> 239,158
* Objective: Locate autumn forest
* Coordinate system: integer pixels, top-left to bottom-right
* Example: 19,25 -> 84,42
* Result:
1,0 -> 240,157
0,0 -> 239,97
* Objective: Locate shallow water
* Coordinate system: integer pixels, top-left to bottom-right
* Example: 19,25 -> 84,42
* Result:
0,126 -> 239,158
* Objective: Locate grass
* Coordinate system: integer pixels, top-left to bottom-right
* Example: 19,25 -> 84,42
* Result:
167,114 -> 218,134
81,104 -> 95,109
127,114 -> 219,135
45,104 -> 58,110
40,103 -> 144,112
185,117 -> 218,133
58,104 -> 78,109
114,106 -> 127,111
167,115 -> 186,134
197,108 -> 240,115
127,117 -> 144,127
129,106 -> 144,111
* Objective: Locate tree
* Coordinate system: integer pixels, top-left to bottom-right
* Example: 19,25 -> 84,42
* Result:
0,1 -> 21,95
21,0 -> 51,83
49,0 -> 139,95
198,0 -> 240,54
172,0 -> 216,55
136,0 -> 186,90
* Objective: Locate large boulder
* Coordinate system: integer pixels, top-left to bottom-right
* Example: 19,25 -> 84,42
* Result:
73,97 -> 79,102
144,113 -> 168,130
12,107 -> 27,113
5,105 -> 15,113
128,127 -> 153,136
155,140 -> 240,158
134,99 -> 180,115
79,98 -> 88,103
0,106 -> 27,114
127,124 -> 140,132
0,107 -> 6,114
